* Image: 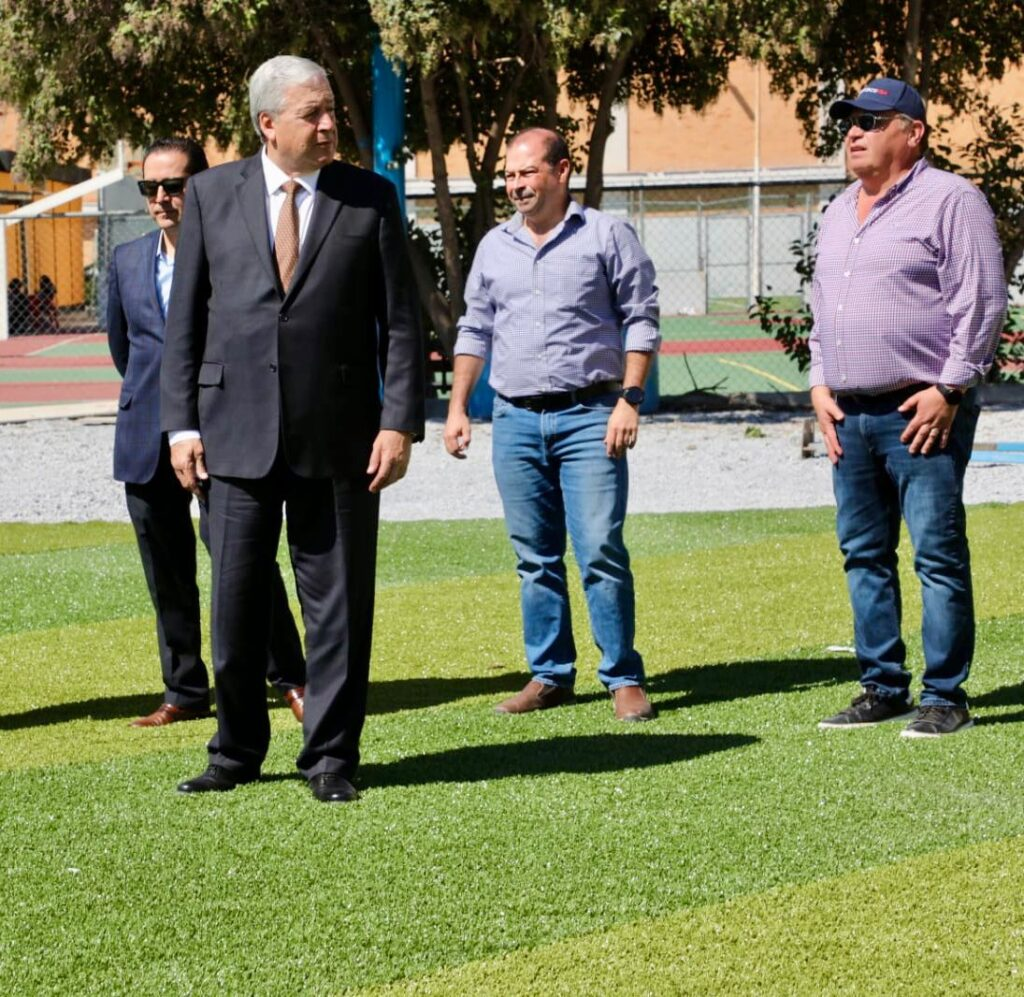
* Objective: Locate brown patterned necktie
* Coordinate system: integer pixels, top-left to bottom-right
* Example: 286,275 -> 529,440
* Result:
275,179 -> 300,292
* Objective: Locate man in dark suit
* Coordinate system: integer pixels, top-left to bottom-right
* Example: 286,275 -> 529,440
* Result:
161,57 -> 424,802
108,137 -> 307,728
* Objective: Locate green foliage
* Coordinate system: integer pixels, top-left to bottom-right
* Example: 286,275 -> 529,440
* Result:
758,0 -> 1024,158
2,507 -> 1024,992
0,0 -> 375,179
749,222 -> 816,372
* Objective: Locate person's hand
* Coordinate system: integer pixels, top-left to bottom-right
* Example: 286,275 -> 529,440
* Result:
604,399 -> 640,458
367,429 -> 412,492
170,439 -> 208,497
899,387 -> 958,454
810,385 -> 845,465
443,408 -> 472,459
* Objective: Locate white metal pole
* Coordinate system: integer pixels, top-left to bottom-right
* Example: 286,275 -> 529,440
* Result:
750,61 -> 762,306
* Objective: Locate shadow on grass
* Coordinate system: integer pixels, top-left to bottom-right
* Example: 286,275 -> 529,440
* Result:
0,692 -> 291,731
0,672 -> 526,730
971,682 -> 1024,727
0,658 -> 853,731
642,656 -> 855,713
360,732 -> 758,788
367,671 -> 524,715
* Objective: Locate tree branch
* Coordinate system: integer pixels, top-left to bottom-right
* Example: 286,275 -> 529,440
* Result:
584,35 -> 637,209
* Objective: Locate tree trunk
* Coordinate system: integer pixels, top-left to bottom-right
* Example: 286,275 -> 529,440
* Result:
298,11 -> 374,170
902,0 -> 923,88
470,29 -> 533,245
1004,239 -> 1024,287
532,27 -> 561,130
334,66 -> 375,171
420,70 -> 465,325
407,237 -> 457,357
583,36 -> 636,209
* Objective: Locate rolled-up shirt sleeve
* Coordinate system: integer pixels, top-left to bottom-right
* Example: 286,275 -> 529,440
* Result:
606,220 -> 661,353
937,187 -> 1007,387
454,248 -> 495,359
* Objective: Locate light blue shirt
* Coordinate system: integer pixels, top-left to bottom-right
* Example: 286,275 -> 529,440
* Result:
155,238 -> 174,319
455,200 -> 661,397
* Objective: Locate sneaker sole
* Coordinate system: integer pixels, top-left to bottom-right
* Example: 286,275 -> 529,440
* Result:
900,718 -> 975,739
817,708 -> 917,730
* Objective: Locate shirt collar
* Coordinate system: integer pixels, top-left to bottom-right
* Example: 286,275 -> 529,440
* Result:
500,197 -> 584,236
155,231 -> 173,262
260,147 -> 320,197
846,155 -> 929,205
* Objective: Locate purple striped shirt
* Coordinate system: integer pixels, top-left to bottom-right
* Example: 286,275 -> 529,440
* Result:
809,158 -> 1006,392
455,200 -> 660,397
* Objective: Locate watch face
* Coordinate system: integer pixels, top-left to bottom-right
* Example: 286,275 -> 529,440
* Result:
623,387 -> 645,406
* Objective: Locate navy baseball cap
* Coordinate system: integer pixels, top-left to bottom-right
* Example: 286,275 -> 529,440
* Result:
829,78 -> 926,121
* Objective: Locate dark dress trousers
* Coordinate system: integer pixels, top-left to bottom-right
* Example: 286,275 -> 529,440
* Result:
107,229 -> 305,709
160,156 -> 424,780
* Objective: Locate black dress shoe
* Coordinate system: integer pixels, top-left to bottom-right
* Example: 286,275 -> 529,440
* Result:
177,765 -> 258,794
309,773 -> 359,803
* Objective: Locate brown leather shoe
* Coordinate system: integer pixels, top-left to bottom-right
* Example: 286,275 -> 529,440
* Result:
283,687 -> 305,723
131,703 -> 211,728
612,685 -> 655,722
494,680 -> 575,714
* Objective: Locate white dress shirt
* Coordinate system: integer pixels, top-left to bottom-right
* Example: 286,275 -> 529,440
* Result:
169,149 -> 322,445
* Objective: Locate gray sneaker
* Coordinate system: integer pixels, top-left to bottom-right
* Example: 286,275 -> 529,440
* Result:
818,689 -> 916,729
900,705 -> 974,738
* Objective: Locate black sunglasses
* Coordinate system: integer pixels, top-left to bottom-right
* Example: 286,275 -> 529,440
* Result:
836,113 -> 901,136
137,177 -> 188,197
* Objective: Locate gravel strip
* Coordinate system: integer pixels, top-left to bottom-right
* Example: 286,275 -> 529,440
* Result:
4,407 -> 1023,523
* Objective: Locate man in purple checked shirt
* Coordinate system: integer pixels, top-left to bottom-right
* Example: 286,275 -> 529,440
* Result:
443,127 -> 660,722
811,79 -> 1006,738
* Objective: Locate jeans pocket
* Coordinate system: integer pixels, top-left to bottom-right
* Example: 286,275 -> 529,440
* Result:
578,392 -> 618,412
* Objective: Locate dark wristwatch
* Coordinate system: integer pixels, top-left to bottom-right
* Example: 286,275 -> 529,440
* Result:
935,383 -> 964,405
621,386 -> 645,407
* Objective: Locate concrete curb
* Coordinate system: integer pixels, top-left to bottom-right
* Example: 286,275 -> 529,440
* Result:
0,400 -> 118,424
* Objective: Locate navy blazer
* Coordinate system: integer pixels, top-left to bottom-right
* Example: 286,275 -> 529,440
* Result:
107,229 -> 166,484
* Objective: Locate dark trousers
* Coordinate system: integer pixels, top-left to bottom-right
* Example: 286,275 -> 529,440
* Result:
204,454 -> 379,780
125,448 -> 305,709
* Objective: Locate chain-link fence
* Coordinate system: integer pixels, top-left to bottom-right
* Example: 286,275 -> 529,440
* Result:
3,209 -> 151,337
11,178 -> 1015,401
603,184 -> 842,397
408,181 -> 848,399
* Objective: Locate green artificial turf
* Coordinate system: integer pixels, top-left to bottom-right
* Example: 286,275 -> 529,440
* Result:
2,505 -> 1023,995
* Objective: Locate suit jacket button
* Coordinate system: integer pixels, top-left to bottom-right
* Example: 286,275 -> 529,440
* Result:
269,363 -> 277,373
280,313 -> 289,322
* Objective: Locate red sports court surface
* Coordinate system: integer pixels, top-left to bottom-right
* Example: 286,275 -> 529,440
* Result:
0,334 -> 120,409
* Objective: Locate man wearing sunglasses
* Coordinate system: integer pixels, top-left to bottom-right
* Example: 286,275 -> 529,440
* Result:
810,79 -> 1006,737
107,137 -> 307,729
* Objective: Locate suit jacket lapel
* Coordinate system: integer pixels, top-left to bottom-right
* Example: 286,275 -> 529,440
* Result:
285,163 -> 344,303
235,156 -> 280,291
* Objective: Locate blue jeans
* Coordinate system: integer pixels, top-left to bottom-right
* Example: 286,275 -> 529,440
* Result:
491,393 -> 644,690
832,391 -> 980,707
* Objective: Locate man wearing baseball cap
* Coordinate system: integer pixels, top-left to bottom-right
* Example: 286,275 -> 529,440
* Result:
810,78 -> 1006,737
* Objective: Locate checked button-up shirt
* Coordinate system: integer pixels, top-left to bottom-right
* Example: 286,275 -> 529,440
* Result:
455,200 -> 660,398
809,157 -> 1006,393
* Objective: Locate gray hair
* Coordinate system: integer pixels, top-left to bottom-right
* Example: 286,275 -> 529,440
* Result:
249,55 -> 329,141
